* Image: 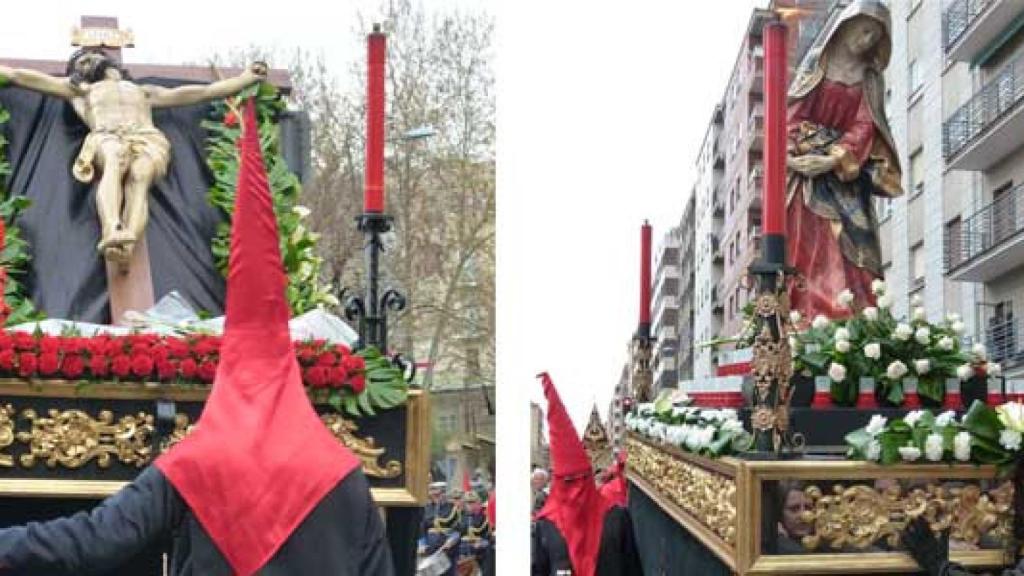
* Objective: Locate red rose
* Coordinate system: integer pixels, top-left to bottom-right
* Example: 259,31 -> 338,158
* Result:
316,351 -> 337,367
348,374 -> 366,394
151,345 -> 170,363
328,366 -> 346,388
224,111 -> 238,127
89,355 -> 109,377
17,353 -> 37,378
111,354 -> 132,378
131,354 -> 154,378
198,360 -> 217,382
0,332 -> 13,351
297,346 -> 317,364
58,337 -> 78,354
342,355 -> 366,374
194,337 -> 220,357
156,359 -> 177,380
180,358 -> 198,379
130,343 -> 152,357
333,344 -> 351,356
38,336 -> 59,355
166,338 -> 190,359
105,339 -> 125,356
305,366 -> 328,389
62,354 -> 85,379
13,332 -> 35,351
0,349 -> 14,370
38,352 -> 60,376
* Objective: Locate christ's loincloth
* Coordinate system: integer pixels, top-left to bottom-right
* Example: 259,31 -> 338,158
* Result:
73,127 -> 171,183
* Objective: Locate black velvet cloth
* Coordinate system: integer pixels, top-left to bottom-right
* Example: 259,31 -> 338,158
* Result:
0,81 -> 228,323
0,466 -> 393,575
530,506 -> 643,576
628,481 -> 732,576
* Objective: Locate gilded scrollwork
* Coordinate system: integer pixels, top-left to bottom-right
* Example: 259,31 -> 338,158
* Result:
627,436 -> 736,545
320,413 -> 402,479
159,413 -> 195,453
16,408 -> 154,469
0,404 -> 15,467
799,481 -> 1013,551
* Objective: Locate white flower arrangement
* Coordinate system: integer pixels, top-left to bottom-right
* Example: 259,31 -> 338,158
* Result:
954,431 -> 972,462
1000,429 -> 1022,451
914,326 -> 930,345
898,445 -> 922,462
877,294 -> 893,309
836,289 -> 855,308
812,315 -> 829,330
627,403 -> 750,458
835,339 -> 851,353
924,433 -> 944,462
866,415 -> 887,436
956,364 -> 975,381
864,342 -> 881,360
894,323 -> 913,341
886,360 -> 908,380
863,306 -> 879,321
835,327 -> 850,342
828,362 -> 847,382
913,359 -> 931,375
903,410 -> 925,428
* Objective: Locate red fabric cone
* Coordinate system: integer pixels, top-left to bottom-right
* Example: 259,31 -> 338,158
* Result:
598,451 -> 627,507
156,99 -> 360,576
535,372 -> 613,576
486,489 -> 496,530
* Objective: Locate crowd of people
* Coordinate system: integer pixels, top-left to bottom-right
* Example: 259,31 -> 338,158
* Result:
418,479 -> 495,576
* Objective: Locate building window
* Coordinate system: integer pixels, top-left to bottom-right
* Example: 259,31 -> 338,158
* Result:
909,59 -> 923,96
946,217 -> 962,270
910,148 -> 924,196
911,242 -> 925,288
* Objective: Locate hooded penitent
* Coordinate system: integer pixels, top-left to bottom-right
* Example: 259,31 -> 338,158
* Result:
785,0 -> 902,320
598,451 -> 627,508
536,373 -> 614,576
155,100 -> 360,576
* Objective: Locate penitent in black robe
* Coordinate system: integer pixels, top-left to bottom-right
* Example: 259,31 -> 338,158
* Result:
531,506 -> 643,576
0,466 -> 393,575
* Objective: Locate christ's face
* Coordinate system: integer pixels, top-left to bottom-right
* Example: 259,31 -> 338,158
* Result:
74,52 -> 119,83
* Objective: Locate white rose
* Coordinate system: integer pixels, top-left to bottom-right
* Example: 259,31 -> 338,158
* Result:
935,411 -> 957,428
914,359 -> 931,375
990,363 -> 1002,377
721,419 -> 744,435
972,343 -> 988,361
685,428 -> 702,451
863,307 -> 879,321
864,342 -> 882,360
828,362 -> 847,382
904,410 -> 925,428
836,339 -> 851,353
866,439 -> 882,461
887,360 -> 909,380
291,205 -> 312,219
899,445 -> 922,462
835,327 -> 851,342
946,313 -> 961,323
951,321 -> 965,334
915,327 -> 931,345
812,315 -> 830,330
877,294 -> 893,309
954,431 -> 972,462
837,289 -> 855,308
1000,429 -> 1023,452
894,323 -> 913,341
938,336 -> 955,351
925,433 -> 944,462
789,310 -> 802,324
866,414 -> 887,436
957,364 -> 975,381
871,279 -> 887,295
788,335 -> 800,350
997,402 -> 1024,433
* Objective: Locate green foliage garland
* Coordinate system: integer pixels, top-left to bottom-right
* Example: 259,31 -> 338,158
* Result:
203,82 -> 337,315
0,91 -> 43,326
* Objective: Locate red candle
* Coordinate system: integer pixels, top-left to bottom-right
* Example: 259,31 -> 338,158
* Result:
640,222 -> 652,328
364,25 -> 386,213
763,21 -> 787,236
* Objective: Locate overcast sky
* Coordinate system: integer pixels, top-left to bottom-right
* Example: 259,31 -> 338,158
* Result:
500,1 -> 764,436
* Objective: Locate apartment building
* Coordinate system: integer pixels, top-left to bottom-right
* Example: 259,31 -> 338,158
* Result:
678,193 -> 697,382
693,105 -> 727,381
652,227 -> 681,392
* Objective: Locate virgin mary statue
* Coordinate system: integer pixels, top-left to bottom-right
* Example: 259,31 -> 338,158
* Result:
786,0 -> 902,321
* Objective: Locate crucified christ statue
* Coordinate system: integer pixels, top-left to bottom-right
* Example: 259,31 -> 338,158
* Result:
0,50 -> 266,266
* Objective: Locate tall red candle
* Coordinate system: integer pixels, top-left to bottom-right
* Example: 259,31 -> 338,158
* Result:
763,21 -> 787,237
639,222 -> 652,330
364,25 -> 386,213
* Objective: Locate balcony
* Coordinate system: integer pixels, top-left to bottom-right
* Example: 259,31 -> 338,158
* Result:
747,107 -> 764,152
655,324 -> 678,343
654,264 -> 681,292
943,0 -> 1024,63
748,48 -> 763,95
653,294 -> 680,331
711,286 -> 724,315
946,182 -> 1024,281
711,234 -> 724,264
985,316 -> 1024,374
713,136 -> 725,169
943,51 -> 1024,171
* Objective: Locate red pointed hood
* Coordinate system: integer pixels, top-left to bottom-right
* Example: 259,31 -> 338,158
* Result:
156,99 -> 360,576
535,372 -> 613,576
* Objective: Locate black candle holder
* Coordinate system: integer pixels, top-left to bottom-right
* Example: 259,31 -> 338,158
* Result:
342,211 -> 415,381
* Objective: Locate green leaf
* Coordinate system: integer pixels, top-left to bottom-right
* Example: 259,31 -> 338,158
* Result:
963,401 -> 1002,441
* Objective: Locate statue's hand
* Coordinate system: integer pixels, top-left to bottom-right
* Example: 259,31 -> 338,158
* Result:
787,153 -> 838,177
248,62 -> 269,82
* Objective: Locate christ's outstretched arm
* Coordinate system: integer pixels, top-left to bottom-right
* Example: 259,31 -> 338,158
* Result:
144,62 -> 268,108
0,65 -> 76,99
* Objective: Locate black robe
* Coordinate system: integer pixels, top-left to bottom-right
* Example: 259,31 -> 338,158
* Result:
0,466 -> 393,575
531,506 -> 643,576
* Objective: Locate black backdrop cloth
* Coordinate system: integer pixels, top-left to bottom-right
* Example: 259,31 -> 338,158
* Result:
0,79 -> 228,324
